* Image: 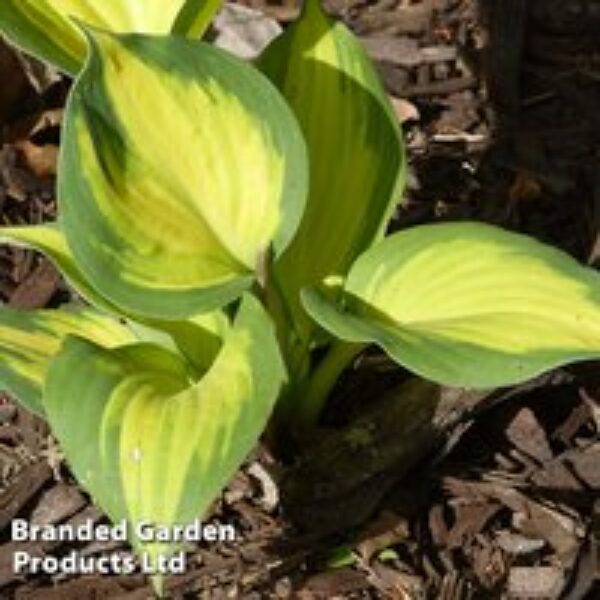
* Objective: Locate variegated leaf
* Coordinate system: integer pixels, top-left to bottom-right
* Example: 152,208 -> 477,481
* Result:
0,307 -> 137,414
59,30 -> 307,319
0,223 -> 231,373
44,294 -> 285,592
259,0 -> 405,345
0,0 -> 223,74
303,223 -> 600,388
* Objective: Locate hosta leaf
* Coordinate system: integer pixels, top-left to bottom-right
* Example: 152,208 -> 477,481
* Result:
303,222 -> 600,388
259,0 -> 405,342
0,0 -> 223,74
60,30 -> 307,319
0,307 -> 136,415
44,294 -> 285,590
0,223 -> 229,373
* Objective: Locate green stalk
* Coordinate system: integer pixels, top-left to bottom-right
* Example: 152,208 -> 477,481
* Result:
292,339 -> 365,430
260,254 -> 364,432
262,266 -> 313,417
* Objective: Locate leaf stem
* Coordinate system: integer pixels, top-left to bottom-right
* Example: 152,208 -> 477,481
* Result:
292,339 -> 365,430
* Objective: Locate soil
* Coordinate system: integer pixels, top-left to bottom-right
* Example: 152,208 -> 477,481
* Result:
0,0 -> 598,598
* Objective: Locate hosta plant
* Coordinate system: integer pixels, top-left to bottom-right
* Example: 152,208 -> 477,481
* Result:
2,0 -> 600,593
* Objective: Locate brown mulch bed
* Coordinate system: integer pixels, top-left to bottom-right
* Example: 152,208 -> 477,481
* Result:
0,0 -> 599,597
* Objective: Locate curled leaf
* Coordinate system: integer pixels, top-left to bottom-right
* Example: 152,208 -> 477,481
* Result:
44,294 -> 286,591
60,30 -> 307,318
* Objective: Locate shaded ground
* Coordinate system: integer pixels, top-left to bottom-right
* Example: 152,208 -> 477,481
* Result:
0,0 -> 598,597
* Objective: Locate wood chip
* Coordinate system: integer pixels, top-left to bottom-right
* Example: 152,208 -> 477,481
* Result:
8,260 -> 60,309
0,461 -> 52,529
508,566 -> 565,599
30,483 -> 86,526
505,408 -> 553,463
361,36 -> 421,66
357,512 -> 409,562
247,462 -> 279,513
391,97 -> 420,123
495,530 -> 545,555
14,140 -> 58,179
531,458 -> 582,491
445,502 -> 502,549
301,568 -> 369,596
213,3 -> 281,59
567,443 -> 600,488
